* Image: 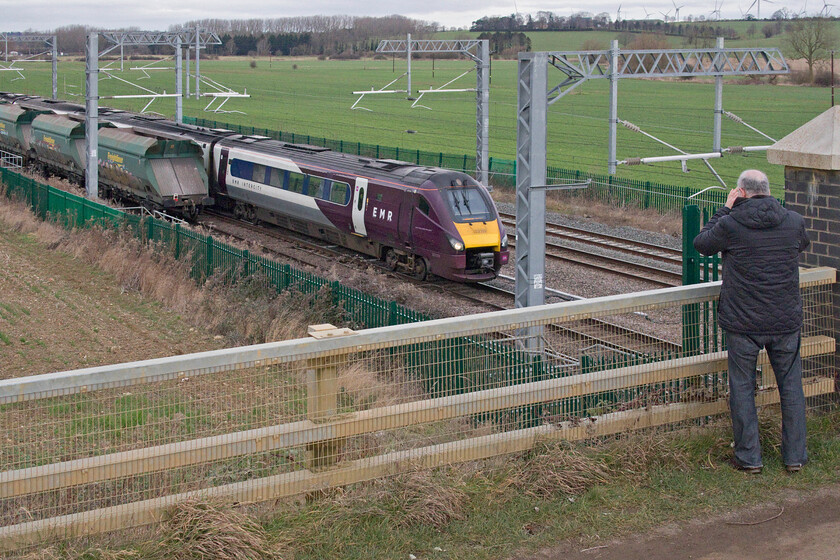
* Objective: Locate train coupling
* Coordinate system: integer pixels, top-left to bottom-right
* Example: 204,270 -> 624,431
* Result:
468,251 -> 495,272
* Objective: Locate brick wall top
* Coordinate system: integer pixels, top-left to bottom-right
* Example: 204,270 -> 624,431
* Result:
768,106 -> 840,171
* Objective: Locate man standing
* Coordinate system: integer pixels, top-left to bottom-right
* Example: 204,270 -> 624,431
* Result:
694,169 -> 810,474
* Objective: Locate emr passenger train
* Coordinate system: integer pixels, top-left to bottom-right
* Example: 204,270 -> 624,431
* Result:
0,93 -> 509,282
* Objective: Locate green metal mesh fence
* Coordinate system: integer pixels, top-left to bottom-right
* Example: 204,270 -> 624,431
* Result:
0,168 -> 430,331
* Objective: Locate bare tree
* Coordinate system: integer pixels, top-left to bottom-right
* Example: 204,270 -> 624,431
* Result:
787,18 -> 839,82
256,37 -> 271,56
55,25 -> 89,54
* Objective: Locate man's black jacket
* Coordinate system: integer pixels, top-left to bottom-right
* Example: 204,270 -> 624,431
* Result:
693,195 -> 810,335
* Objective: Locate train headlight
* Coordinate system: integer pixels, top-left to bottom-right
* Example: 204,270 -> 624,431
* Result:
500,233 -> 508,249
447,234 -> 465,252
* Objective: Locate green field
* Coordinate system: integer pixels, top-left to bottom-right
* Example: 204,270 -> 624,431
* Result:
438,19 -> 840,50
0,50 -> 829,195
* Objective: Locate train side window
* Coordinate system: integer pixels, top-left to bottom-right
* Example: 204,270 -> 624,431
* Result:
288,172 -> 305,194
418,196 -> 430,216
252,164 -> 268,184
309,176 -> 324,199
330,182 -> 349,205
230,159 -> 253,181
268,167 -> 285,188
319,179 -> 332,200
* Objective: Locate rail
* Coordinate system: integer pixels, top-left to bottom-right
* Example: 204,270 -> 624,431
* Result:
0,267 -> 835,552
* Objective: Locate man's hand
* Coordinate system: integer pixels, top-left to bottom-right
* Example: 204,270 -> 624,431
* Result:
725,187 -> 743,209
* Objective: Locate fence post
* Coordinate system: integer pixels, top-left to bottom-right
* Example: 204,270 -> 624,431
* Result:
146,216 -> 154,243
330,280 -> 341,308
682,204 -> 702,355
306,323 -> 355,470
388,300 -> 399,326
174,223 -> 181,260
242,249 -> 250,277
205,235 -> 214,279
281,263 -> 290,291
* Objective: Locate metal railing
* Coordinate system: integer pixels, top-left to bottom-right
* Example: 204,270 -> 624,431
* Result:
0,150 -> 22,170
0,267 -> 835,552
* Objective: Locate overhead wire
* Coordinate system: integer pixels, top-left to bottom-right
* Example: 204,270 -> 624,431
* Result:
73,59 -> 814,188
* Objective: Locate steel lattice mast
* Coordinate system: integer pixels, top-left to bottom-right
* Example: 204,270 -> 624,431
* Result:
0,33 -> 58,100
85,30 -> 224,198
376,39 -> 490,186
515,43 -> 789,312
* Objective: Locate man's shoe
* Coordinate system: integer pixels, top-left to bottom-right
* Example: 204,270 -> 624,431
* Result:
785,464 -> 803,474
729,458 -> 762,474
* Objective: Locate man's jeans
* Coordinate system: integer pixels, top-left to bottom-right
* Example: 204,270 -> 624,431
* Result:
725,330 -> 808,468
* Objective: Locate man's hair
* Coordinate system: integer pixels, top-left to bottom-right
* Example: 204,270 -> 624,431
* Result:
737,169 -> 771,196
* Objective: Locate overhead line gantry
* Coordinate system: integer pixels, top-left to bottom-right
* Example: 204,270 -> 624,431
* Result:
372,37 -> 491,186
515,41 -> 789,314
85,30 -> 231,199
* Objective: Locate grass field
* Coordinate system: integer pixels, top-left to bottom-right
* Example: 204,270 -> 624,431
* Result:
0,47 -> 829,196
438,19 -> 840,50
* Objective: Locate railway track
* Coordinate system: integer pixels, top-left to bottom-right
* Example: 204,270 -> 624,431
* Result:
200,210 -> 372,272
201,211 -> 682,356
434,279 -> 682,355
498,212 -> 683,287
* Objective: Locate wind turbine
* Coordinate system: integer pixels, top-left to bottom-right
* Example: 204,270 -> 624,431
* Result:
616,4 -> 622,22
822,0 -> 835,16
659,8 -> 672,21
746,0 -> 773,19
711,0 -> 723,20
643,7 -> 653,19
672,0 -> 686,22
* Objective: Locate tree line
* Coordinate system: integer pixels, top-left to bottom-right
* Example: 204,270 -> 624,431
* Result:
24,16 -> 437,58
470,11 -> 744,39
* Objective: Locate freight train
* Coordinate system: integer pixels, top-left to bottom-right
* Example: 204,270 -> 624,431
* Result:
0,93 -> 509,282
0,95 -> 211,219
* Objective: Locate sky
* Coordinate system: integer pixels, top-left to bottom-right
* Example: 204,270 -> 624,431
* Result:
0,0 -> 824,32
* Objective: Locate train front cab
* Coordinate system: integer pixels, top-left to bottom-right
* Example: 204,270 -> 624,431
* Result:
414,175 -> 509,282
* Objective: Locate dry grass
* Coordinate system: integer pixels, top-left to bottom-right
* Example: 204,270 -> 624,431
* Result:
507,441 -> 611,499
321,263 -> 456,319
491,187 -> 683,237
154,497 -> 279,560
334,469 -> 469,529
602,430 -> 692,481
21,546 -> 140,559
0,195 -> 344,345
502,429 -> 693,499
338,360 -> 426,409
200,274 -> 345,344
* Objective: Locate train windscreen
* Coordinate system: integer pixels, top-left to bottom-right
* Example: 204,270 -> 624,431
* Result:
444,187 -> 494,223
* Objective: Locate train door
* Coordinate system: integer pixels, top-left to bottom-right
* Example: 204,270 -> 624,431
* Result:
351,177 -> 368,236
216,148 -> 230,193
398,191 -> 419,248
